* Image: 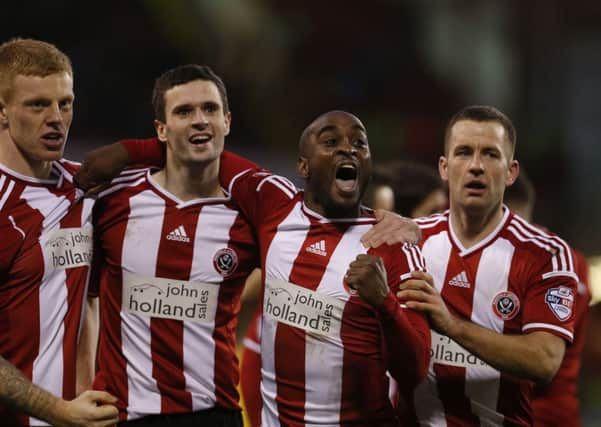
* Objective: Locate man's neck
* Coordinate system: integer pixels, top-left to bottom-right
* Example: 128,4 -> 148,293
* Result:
153,157 -> 223,201
0,133 -> 53,179
449,202 -> 505,249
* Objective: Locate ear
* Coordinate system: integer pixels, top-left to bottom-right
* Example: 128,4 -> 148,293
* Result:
0,100 -> 8,128
223,111 -> 232,136
506,159 -> 519,186
154,119 -> 168,143
438,156 -> 449,181
296,156 -> 309,179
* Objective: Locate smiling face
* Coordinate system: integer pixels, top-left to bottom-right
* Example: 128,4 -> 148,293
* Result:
0,72 -> 74,166
297,111 -> 371,218
440,119 -> 518,216
154,79 -> 231,168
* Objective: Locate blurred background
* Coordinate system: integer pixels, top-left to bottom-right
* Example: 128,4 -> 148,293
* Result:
3,0 -> 599,424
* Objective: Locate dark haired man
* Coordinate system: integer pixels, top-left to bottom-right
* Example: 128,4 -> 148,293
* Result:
90,64 -> 257,426
399,105 -> 578,426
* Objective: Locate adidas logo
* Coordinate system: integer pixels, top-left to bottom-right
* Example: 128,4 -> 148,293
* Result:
166,225 -> 191,243
306,240 -> 327,257
448,271 -> 470,288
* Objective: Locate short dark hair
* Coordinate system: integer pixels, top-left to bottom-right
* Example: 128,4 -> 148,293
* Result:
152,64 -> 229,122
444,105 -> 516,156
366,160 -> 444,216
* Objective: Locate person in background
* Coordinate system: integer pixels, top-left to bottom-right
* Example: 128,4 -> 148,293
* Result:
0,37 -> 118,427
365,160 -> 448,217
398,105 -> 578,426
505,169 -> 591,427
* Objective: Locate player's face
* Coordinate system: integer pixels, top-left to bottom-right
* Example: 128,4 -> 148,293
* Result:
298,111 -> 371,218
440,119 -> 518,215
0,72 -> 74,163
155,79 -> 231,167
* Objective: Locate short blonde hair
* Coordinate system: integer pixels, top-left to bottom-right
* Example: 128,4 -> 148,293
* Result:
0,38 -> 73,101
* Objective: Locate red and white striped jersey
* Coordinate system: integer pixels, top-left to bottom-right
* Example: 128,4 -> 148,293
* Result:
532,248 -> 591,426
0,161 -> 93,426
91,170 -> 258,421
411,209 -> 578,427
227,169 -> 431,427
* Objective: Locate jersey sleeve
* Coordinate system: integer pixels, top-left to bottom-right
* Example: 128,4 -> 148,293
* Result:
120,138 -> 165,168
521,242 -> 578,343
374,243 -> 431,388
226,167 -> 299,228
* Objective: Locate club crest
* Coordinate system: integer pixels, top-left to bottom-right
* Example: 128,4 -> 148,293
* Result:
213,248 -> 239,277
492,291 -> 520,320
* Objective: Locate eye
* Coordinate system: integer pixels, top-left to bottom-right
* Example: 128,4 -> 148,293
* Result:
204,103 -> 218,113
59,100 -> 73,112
353,139 -> 368,148
175,106 -> 193,116
323,138 -> 337,146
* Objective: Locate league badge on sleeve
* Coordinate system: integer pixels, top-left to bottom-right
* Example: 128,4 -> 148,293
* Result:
545,286 -> 574,321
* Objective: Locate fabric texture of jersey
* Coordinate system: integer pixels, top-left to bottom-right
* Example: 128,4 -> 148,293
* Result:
225,165 -> 431,427
91,170 -> 258,421
410,209 -> 578,427
0,161 -> 93,426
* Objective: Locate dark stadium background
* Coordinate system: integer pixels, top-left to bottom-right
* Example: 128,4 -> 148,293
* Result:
3,1 -> 600,424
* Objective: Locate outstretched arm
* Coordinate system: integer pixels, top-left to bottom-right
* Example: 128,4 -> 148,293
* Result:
360,210 -> 421,248
0,356 -> 119,426
398,271 -> 566,384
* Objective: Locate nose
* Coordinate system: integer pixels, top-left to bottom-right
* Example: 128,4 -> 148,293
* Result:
469,151 -> 484,175
46,103 -> 63,125
192,108 -> 209,126
338,138 -> 357,156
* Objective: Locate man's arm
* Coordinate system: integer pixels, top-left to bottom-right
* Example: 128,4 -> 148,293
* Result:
360,209 -> 421,248
0,356 -> 118,426
76,297 -> 99,395
398,271 -> 566,384
345,255 -> 430,386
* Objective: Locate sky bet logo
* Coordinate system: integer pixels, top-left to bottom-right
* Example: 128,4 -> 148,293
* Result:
46,226 -> 93,269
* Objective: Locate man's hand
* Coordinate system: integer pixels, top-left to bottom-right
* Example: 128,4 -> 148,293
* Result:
345,254 -> 389,307
51,390 -> 119,427
397,271 -> 458,336
74,142 -> 130,194
360,209 -> 421,248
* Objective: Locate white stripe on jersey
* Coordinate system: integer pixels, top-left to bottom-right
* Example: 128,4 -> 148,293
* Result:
466,238 -> 514,425
122,190 -> 164,417
257,175 -> 296,200
184,204 -> 238,410
261,201 -> 310,426
522,323 -> 573,340
304,225 -> 366,425
414,231 -> 451,425
0,175 -> 16,210
21,186 -> 71,426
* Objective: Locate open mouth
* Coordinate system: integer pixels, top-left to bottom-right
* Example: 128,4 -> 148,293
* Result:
465,181 -> 486,193
41,132 -> 64,147
335,164 -> 358,193
189,134 -> 212,145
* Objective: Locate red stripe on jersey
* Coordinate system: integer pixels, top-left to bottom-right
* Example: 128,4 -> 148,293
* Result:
93,194 -> 131,419
60,197 -> 85,400
433,364 -> 480,426
151,203 -> 197,413
213,213 -> 257,409
274,220 -> 349,426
